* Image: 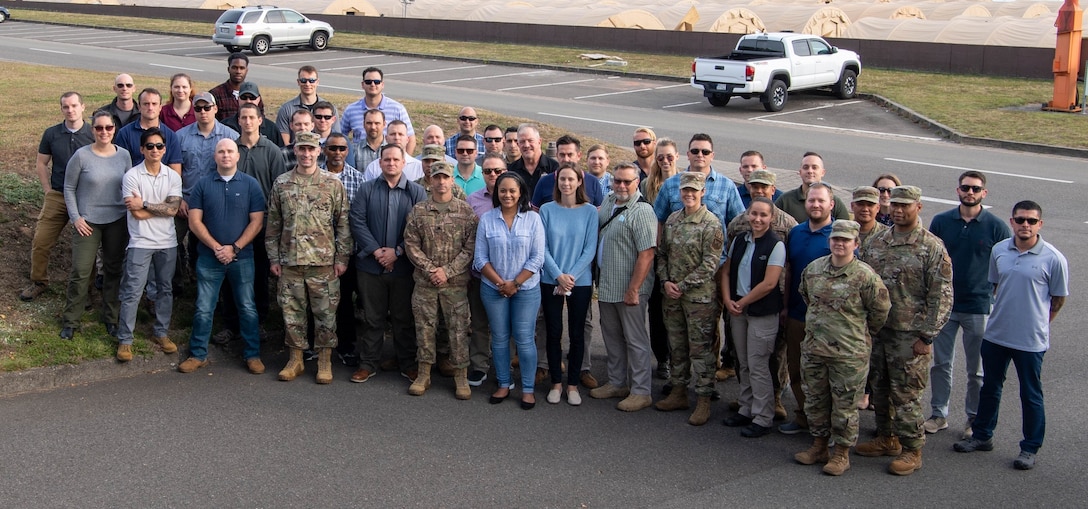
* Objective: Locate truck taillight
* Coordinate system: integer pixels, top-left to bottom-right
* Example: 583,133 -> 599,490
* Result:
235,24 -> 244,36
691,60 -> 696,74
746,65 -> 755,82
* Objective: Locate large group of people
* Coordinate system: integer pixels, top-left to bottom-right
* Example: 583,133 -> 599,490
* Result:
25,54 -> 1068,475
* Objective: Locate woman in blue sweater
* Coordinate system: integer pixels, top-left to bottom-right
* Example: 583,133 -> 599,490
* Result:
539,164 -> 598,406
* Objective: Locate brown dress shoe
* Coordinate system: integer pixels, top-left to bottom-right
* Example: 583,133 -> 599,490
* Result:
178,357 -> 209,373
351,368 -> 376,383
246,358 -> 265,375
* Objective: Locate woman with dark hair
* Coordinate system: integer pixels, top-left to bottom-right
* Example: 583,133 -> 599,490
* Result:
160,73 -> 195,132
539,164 -> 598,406
872,173 -> 901,227
475,172 -> 545,409
60,110 -> 132,339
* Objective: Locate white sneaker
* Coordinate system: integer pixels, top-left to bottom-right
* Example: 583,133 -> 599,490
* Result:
547,388 -> 562,404
567,388 -> 582,406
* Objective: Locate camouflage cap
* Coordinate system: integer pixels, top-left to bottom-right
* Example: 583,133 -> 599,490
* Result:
851,186 -> 880,204
889,185 -> 922,204
429,161 -> 454,178
420,144 -> 445,161
192,92 -> 215,105
829,220 -> 861,240
748,169 -> 776,186
679,171 -> 706,190
238,81 -> 260,98
295,131 -> 321,148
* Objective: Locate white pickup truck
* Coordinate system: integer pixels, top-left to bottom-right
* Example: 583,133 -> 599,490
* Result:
690,32 -> 862,112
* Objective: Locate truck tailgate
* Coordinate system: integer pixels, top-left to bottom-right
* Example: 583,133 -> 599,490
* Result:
693,59 -> 749,85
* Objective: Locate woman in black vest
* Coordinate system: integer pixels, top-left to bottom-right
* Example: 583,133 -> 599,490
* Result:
720,197 -> 786,438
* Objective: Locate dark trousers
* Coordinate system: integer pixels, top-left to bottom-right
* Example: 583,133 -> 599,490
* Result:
648,278 -> 669,364
356,270 -> 417,373
972,340 -> 1046,454
541,284 -> 593,386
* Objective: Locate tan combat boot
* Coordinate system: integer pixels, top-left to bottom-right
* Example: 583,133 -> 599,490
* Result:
889,448 -> 923,475
454,367 -> 471,400
409,362 -> 432,396
278,348 -> 305,381
795,436 -> 830,465
688,396 -> 712,426
774,393 -> 787,420
823,445 -> 851,476
316,348 -> 333,384
655,385 -> 690,412
855,435 -> 902,457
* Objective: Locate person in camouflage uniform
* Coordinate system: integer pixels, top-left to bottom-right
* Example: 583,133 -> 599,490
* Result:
796,220 -> 891,476
850,186 -> 889,250
417,145 -> 467,201
266,132 -> 353,385
403,161 -> 479,399
654,172 -> 725,426
857,185 -> 953,476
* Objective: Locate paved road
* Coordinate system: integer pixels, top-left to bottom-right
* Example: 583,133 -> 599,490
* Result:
1,21 -> 1087,506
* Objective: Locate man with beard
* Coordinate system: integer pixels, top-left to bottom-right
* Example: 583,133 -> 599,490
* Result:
209,53 -> 260,121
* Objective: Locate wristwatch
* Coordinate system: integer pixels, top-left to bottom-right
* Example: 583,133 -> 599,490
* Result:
395,246 -> 404,256
232,244 -> 241,255
921,336 -> 934,345
514,280 -> 522,290
141,202 -> 147,210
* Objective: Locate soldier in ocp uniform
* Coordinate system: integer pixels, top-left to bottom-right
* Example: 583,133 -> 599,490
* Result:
857,186 -> 953,476
654,172 -> 725,426
795,220 -> 890,476
403,161 -> 479,399
266,132 -> 353,385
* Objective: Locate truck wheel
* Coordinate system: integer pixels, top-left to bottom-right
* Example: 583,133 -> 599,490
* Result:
762,80 -> 787,112
707,94 -> 730,107
251,35 -> 270,56
834,69 -> 857,99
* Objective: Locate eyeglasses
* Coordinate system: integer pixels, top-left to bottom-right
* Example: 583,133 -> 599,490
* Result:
459,116 -> 478,122
297,77 -> 318,84
193,105 -> 214,112
115,83 -> 135,88
959,185 -> 984,193
689,148 -> 712,156
482,168 -> 505,175
363,79 -> 382,85
456,148 -> 476,154
143,143 -> 166,150
93,124 -> 115,132
613,178 -> 637,186
656,154 -> 676,161
313,114 -> 334,120
877,187 -> 893,194
1012,217 -> 1040,225
239,95 -> 258,101
484,137 -> 503,143
633,138 -> 654,146
325,145 -> 348,152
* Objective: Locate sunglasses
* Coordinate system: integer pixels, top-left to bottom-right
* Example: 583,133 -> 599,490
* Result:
193,105 -> 214,112
313,114 -> 334,120
1012,217 -> 1040,225
239,95 -> 258,100
633,138 -> 654,146
656,154 -> 676,161
482,168 -> 505,175
93,124 -> 115,132
877,187 -> 894,194
115,83 -> 135,88
484,137 -> 503,143
456,148 -> 476,154
613,178 -> 637,186
325,145 -> 348,152
363,79 -> 382,85
143,142 -> 166,150
297,77 -> 318,84
458,115 -> 478,121
689,148 -> 712,156
958,185 -> 984,193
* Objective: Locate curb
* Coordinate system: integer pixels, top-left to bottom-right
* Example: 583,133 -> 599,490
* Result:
0,351 -> 177,398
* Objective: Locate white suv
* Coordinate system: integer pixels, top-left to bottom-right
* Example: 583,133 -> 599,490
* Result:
212,6 -> 334,56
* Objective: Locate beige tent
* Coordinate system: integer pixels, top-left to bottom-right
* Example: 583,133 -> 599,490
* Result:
200,0 -> 247,9
835,3 -> 927,22
651,4 -> 701,31
992,2 -> 1052,19
842,15 -> 1058,47
598,9 -> 667,29
744,5 -> 853,37
920,2 -> 993,21
696,7 -> 768,34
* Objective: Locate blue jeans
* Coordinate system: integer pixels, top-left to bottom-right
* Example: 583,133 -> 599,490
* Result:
972,340 -> 1046,454
117,247 -> 177,344
930,312 -> 987,419
188,255 -> 260,361
481,283 -> 540,392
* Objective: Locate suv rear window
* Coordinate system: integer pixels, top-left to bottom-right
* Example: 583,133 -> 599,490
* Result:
242,11 -> 262,23
216,11 -> 242,24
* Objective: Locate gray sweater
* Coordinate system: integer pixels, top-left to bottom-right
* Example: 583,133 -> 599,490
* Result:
64,144 -> 131,225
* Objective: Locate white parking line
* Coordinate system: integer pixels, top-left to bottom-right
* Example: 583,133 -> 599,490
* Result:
115,40 -> 209,49
654,84 -> 690,90
386,65 -> 488,76
182,50 -> 232,56
431,70 -> 550,84
885,158 -> 1074,183
77,37 -> 151,45
325,60 -> 421,71
149,63 -> 204,72
662,101 -> 701,109
29,48 -> 71,55
497,78 -> 596,92
50,33 -> 134,42
749,101 -> 864,120
573,88 -> 653,100
753,118 -> 942,141
536,112 -> 650,128
270,55 -> 370,66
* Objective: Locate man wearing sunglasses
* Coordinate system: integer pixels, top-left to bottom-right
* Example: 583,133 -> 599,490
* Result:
341,67 -> 416,155
926,172 -> 1010,440
95,74 -> 139,128
445,107 -> 485,157
631,127 -> 657,179
477,125 -> 505,166
275,65 -> 340,145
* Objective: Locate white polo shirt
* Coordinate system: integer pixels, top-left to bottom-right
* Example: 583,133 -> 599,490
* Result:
122,162 -> 183,250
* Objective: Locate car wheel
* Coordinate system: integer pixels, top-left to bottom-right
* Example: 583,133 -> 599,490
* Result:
762,80 -> 787,112
251,35 -> 270,56
310,31 -> 329,51
0,12 -> 7,23
834,69 -> 858,99
707,94 -> 730,107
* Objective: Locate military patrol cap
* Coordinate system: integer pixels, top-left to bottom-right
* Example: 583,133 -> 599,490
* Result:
829,220 -> 861,240
420,144 -> 445,161
192,92 -> 215,105
295,131 -> 321,148
851,186 -> 880,204
889,185 -> 922,204
238,81 -> 261,98
679,171 -> 706,190
749,169 -> 776,186
429,161 -> 454,178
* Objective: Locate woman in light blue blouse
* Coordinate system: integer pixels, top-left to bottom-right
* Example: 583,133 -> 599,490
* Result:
539,164 -> 598,406
474,172 -> 545,410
